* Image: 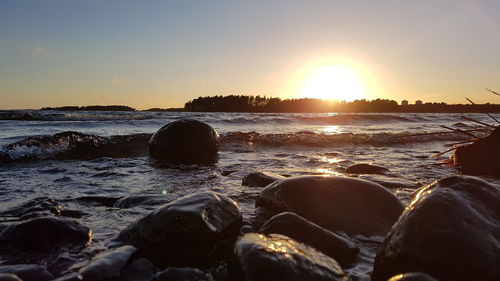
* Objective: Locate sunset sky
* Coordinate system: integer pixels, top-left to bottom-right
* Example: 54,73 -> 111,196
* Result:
1,0 -> 500,109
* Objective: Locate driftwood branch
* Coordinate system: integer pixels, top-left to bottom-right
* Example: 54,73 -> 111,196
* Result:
466,98 -> 500,124
486,88 -> 500,97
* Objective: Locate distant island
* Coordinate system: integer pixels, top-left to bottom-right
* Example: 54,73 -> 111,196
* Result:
41,105 -> 136,111
183,95 -> 500,113
39,95 -> 500,113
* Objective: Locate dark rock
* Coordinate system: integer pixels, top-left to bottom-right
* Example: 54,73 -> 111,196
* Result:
149,119 -> 220,164
0,217 -> 91,253
0,264 -> 54,281
117,191 -> 242,267
256,176 -> 404,236
345,164 -> 389,175
0,197 -> 61,218
357,175 -> 421,189
233,233 -> 350,281
78,246 -> 136,281
453,126 -> 500,176
372,176 -> 500,281
259,212 -> 359,266
153,267 -> 209,281
387,272 -> 439,281
114,195 -> 174,208
242,171 -> 285,187
0,274 -> 22,281
119,258 -> 158,281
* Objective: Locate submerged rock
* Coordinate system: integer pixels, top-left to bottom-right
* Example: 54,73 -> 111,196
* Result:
0,197 -> 61,218
154,267 -> 210,281
453,126 -> 500,176
345,164 -> 389,175
242,171 -> 285,187
256,176 -> 404,236
259,212 -> 359,266
233,233 -> 350,281
117,191 -> 242,267
372,176 -> 500,281
149,119 -> 220,164
0,217 -> 91,253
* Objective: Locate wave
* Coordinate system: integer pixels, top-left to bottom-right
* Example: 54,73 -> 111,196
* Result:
1,128 -> 486,163
293,114 -> 421,125
0,132 -> 151,162
0,111 -> 152,121
221,130 -> 476,147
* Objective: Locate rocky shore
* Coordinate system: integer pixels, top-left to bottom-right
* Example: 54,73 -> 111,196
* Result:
0,120 -> 499,281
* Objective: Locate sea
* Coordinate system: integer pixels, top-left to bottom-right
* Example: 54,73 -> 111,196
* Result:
0,110 -> 498,280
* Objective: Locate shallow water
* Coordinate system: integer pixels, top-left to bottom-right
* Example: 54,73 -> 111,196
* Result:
0,111 -> 497,280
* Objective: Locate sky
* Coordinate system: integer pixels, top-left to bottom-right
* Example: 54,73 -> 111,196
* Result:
1,0 -> 500,109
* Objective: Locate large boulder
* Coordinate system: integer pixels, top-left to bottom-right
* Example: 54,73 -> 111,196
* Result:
259,212 -> 359,266
149,119 -> 220,164
256,176 -> 404,236
0,217 -> 91,253
116,191 -> 242,267
233,233 -> 350,281
372,176 -> 500,281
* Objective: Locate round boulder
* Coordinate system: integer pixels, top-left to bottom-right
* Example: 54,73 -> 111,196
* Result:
149,119 -> 220,164
256,176 -> 404,236
0,217 -> 91,253
372,176 -> 500,281
116,191 -> 242,267
233,233 -> 350,281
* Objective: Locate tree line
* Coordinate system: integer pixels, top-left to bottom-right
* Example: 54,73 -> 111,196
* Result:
184,95 -> 500,113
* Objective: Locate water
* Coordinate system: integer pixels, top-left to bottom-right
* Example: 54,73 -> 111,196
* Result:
0,110 -> 497,280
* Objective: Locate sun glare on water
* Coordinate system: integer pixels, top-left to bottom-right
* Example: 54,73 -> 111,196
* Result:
298,65 -> 366,102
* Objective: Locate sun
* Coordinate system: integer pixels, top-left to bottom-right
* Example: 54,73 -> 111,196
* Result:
295,64 -> 367,102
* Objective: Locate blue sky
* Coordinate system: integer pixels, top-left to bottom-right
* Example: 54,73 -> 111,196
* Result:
1,0 -> 500,109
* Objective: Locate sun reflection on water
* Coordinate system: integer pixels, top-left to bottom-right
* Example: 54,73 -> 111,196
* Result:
321,125 -> 341,134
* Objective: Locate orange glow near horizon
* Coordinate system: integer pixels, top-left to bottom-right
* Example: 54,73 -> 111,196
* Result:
285,56 -> 382,102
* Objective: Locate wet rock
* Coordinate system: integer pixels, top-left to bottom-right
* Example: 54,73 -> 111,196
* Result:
119,258 -> 158,281
0,217 -> 91,253
0,274 -> 22,281
0,197 -> 61,218
0,264 -> 54,281
345,164 -> 389,175
259,212 -> 359,266
453,126 -> 500,176
387,272 -> 439,281
153,267 -> 210,281
372,176 -> 500,281
149,119 -> 220,164
242,171 -> 285,187
234,233 -> 350,281
256,176 -> 404,236
357,175 -> 421,189
117,191 -> 242,267
73,196 -> 121,207
114,195 -> 174,208
77,246 -> 136,281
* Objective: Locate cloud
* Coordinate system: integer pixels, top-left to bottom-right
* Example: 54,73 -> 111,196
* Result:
111,78 -> 134,84
32,47 -> 48,58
